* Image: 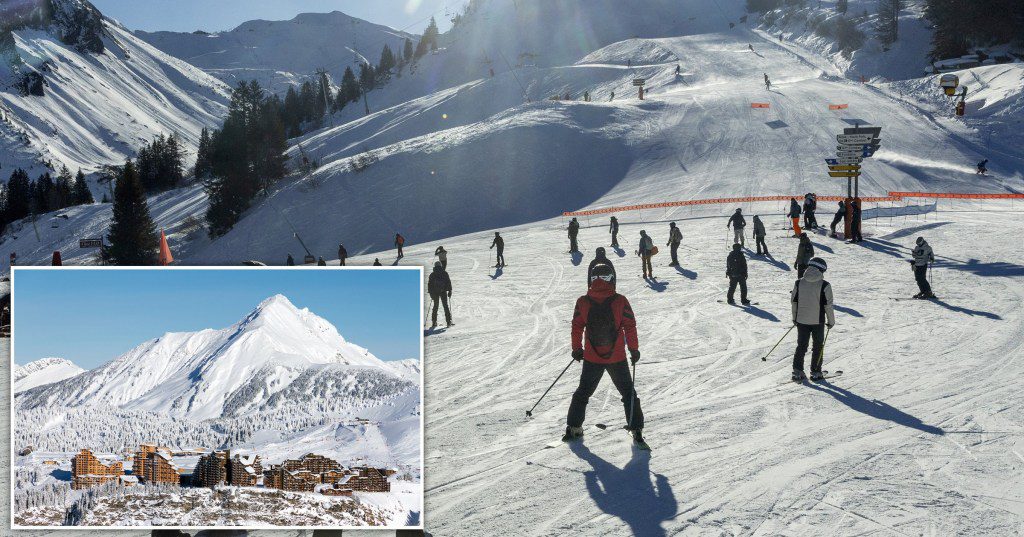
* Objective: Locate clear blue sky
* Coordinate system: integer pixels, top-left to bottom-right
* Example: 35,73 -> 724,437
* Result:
92,0 -> 469,34
13,269 -> 421,369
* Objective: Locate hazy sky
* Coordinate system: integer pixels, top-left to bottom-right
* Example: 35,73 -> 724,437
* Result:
91,0 -> 470,34
13,268 -> 422,368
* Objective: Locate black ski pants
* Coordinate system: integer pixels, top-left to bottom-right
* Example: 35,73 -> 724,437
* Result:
567,359 -> 644,431
830,213 -> 844,235
569,235 -> 579,253
431,293 -> 451,325
755,235 -> 768,255
793,323 -> 825,373
914,265 -> 932,296
728,277 -> 747,302
495,248 -> 505,266
397,245 -> 404,258
797,263 -> 808,279
851,216 -> 863,242
805,210 -> 817,229
611,229 -> 619,247
670,242 -> 680,265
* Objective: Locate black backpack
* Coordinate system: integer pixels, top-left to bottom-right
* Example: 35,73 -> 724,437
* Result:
586,295 -> 620,358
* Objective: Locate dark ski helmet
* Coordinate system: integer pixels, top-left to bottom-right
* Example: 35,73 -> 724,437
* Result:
595,247 -> 606,258
590,262 -> 616,285
434,261 -> 442,269
807,257 -> 827,272
916,237 -> 925,245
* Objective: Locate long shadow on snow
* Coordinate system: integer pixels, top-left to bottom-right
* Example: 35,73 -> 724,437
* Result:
569,442 -> 677,537
739,304 -> 779,322
749,253 -> 790,272
833,304 -> 863,318
571,251 -> 584,266
646,278 -> 669,292
934,258 -> 1024,278
804,382 -> 944,436
673,265 -> 698,280
612,246 -> 627,258
879,221 -> 952,240
927,298 -> 1002,320
490,266 -> 503,280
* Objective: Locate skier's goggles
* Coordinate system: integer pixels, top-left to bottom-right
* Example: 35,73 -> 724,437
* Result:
590,274 -> 614,282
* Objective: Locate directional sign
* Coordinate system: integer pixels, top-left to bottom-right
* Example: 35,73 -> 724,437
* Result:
843,126 -> 882,137
79,238 -> 103,248
837,134 -> 878,144
824,158 -> 839,165
836,157 -> 863,164
632,78 -> 646,87
828,165 -> 861,171
837,145 -> 879,152
836,150 -> 870,158
828,171 -> 861,178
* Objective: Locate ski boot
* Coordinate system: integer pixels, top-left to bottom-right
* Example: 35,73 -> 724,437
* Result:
727,299 -> 736,305
632,429 -> 650,451
429,322 -> 437,330
809,370 -> 825,382
562,426 -> 584,443
741,299 -> 751,306
792,369 -> 807,383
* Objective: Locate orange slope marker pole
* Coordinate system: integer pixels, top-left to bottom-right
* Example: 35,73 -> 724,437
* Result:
158,229 -> 174,266
828,104 -> 849,110
751,102 -> 770,108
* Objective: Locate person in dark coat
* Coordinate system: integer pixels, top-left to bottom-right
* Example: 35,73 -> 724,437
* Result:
794,232 -> 814,278
394,233 -> 406,259
568,218 -> 580,253
490,232 -> 505,267
373,258 -> 382,266
317,256 -> 327,266
850,199 -> 863,242
829,201 -> 846,238
803,193 -> 818,229
435,245 -> 448,270
788,198 -> 802,237
727,208 -> 746,246
666,222 -> 682,266
726,243 -> 750,305
338,244 -> 348,266
286,254 -> 295,266
609,216 -> 620,248
427,261 -> 453,328
752,215 -> 768,256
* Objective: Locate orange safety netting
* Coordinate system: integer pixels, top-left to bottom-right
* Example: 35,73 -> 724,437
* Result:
889,192 -> 1024,200
562,195 -> 903,217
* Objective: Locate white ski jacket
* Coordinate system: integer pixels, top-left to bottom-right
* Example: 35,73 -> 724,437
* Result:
912,242 -> 934,267
791,267 -> 835,326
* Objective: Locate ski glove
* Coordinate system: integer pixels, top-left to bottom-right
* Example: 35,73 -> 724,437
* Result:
826,322 -> 834,329
629,349 -> 640,364
572,348 -> 585,362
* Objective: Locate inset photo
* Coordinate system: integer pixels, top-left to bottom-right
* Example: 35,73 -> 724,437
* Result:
9,267 -> 423,530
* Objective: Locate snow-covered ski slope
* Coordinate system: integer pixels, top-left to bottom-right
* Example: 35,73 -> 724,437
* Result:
378,199 -> 1023,535
0,15 -> 229,177
189,27 -> 1020,263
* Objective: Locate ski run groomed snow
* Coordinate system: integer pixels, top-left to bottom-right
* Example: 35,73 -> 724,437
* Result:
1,0 -> 1023,534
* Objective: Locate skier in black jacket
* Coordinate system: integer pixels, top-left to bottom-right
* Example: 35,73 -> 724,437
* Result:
286,254 -> 295,266
609,216 -> 620,248
568,218 -> 580,253
490,232 -> 505,267
752,215 -> 768,256
428,261 -> 453,328
726,243 -> 750,305
850,199 -> 863,242
727,208 -> 746,247
338,243 -> 348,266
829,201 -> 846,238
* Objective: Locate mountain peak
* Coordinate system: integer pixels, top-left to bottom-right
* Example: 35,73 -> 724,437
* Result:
257,293 -> 297,311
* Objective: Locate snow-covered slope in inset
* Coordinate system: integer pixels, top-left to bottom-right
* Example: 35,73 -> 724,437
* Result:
12,357 -> 84,393
15,294 -> 402,420
386,358 -> 422,383
0,0 -> 229,179
135,11 -> 415,94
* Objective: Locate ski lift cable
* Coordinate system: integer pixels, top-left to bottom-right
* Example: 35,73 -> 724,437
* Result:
495,48 -> 530,103
262,189 -> 314,258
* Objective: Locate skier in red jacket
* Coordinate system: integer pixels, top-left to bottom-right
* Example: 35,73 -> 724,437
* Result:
564,260 -> 646,448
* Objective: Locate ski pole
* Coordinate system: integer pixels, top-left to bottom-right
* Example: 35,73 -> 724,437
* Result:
817,326 -> 830,369
526,358 -> 575,417
761,325 -> 795,361
628,360 -> 637,431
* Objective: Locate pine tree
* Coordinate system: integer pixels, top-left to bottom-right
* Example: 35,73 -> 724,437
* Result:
55,165 -> 73,209
403,38 -> 414,64
5,168 -> 33,222
106,160 -> 158,265
33,172 -> 55,214
876,0 -> 901,46
282,86 -> 302,137
194,127 -> 213,179
72,169 -> 94,204
359,62 -> 376,92
837,0 -> 849,13
377,44 -> 396,80
339,66 -> 360,104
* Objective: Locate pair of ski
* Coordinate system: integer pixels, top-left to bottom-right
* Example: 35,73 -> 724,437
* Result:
718,300 -> 759,306
786,370 -> 843,385
891,296 -> 938,301
545,423 -> 651,451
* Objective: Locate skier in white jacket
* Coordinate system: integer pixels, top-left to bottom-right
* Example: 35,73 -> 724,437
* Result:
790,257 -> 835,382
